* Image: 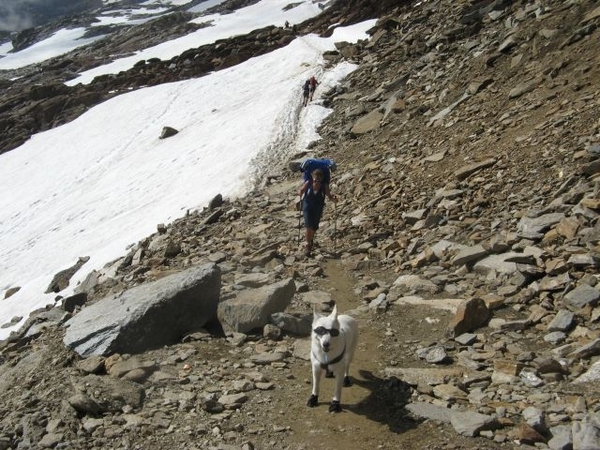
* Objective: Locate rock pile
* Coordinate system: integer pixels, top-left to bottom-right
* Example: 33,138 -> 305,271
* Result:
1,0 -> 600,449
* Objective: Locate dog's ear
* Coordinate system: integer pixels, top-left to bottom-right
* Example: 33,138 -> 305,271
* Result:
331,304 -> 338,318
313,305 -> 320,321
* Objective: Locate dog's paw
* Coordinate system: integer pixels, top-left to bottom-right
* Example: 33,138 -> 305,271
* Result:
307,394 -> 319,407
329,400 -> 342,413
343,376 -> 352,387
325,370 -> 334,379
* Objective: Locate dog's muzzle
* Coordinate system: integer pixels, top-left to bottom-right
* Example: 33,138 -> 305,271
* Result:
312,344 -> 346,370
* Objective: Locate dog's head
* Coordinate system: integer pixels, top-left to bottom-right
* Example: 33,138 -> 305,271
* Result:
312,305 -> 341,353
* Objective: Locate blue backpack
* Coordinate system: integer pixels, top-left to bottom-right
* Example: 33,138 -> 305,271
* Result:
300,158 -> 336,184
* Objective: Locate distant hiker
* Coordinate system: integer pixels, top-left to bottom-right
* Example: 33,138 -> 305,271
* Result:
302,79 -> 310,107
298,168 -> 337,256
308,76 -> 318,101
285,20 -> 290,28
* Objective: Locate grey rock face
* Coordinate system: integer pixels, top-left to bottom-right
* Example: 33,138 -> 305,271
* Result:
218,278 -> 296,333
63,263 -> 221,356
564,284 -> 600,310
572,415 -> 600,450
450,410 -> 500,437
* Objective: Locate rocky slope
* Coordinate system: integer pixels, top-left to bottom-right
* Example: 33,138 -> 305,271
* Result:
2,0 -> 600,449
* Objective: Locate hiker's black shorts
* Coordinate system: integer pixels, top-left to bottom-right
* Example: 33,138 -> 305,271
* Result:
303,204 -> 324,230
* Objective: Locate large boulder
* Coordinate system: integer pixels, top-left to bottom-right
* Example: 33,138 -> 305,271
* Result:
63,263 -> 221,357
218,278 -> 296,333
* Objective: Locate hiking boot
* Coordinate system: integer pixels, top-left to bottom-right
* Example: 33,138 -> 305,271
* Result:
304,241 -> 313,256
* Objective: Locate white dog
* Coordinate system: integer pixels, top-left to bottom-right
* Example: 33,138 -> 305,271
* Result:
307,305 -> 358,413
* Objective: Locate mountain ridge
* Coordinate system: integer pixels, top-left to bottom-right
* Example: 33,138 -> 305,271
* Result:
0,0 -> 385,155
0,0 -> 104,33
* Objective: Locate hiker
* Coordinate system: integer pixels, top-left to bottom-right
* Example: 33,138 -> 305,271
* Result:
298,168 -> 337,256
302,79 -> 310,107
308,76 -> 318,101
285,20 -> 290,28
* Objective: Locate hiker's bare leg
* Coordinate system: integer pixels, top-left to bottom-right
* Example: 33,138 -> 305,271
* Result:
305,228 -> 316,252
306,228 -> 315,244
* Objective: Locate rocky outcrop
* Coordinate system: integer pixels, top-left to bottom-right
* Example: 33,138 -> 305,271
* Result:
45,256 -> 90,293
218,278 -> 296,333
63,263 -> 221,356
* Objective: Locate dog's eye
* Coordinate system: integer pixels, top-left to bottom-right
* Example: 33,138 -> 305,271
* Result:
314,327 -> 327,336
314,327 -> 340,336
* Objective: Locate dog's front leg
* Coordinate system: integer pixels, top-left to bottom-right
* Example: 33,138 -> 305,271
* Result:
307,362 -> 323,407
329,372 -> 344,413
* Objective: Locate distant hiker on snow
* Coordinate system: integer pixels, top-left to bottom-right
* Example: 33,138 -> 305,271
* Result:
308,76 -> 318,101
298,165 -> 337,256
302,79 -> 310,107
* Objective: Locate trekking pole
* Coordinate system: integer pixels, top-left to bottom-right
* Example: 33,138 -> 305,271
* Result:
333,200 -> 338,255
297,194 -> 303,246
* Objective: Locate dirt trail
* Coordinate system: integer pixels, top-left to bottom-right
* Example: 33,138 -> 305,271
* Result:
266,260 -> 412,450
282,259 -> 397,450
260,259 -> 503,450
